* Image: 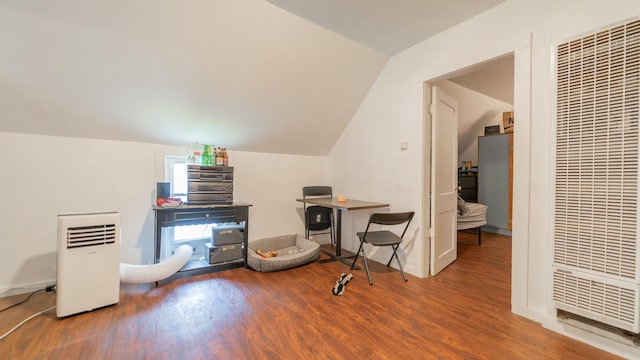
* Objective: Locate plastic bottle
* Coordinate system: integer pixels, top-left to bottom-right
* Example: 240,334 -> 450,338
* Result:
186,144 -> 196,163
194,142 -> 202,165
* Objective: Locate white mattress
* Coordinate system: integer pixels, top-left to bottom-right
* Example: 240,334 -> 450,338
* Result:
457,202 -> 488,230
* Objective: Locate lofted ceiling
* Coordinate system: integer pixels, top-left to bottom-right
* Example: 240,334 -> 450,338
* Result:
0,0 -> 506,155
265,0 -> 506,55
448,55 -> 514,105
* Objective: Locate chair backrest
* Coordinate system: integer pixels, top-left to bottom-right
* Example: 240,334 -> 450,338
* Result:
302,186 -> 332,210
306,206 -> 333,230
302,186 -> 332,198
366,211 -> 415,238
302,186 -> 334,234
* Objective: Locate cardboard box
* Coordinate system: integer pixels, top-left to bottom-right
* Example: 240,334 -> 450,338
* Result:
503,111 -> 514,133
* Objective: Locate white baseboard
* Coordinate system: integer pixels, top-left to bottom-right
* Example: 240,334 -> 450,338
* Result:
542,312 -> 640,359
1,279 -> 56,298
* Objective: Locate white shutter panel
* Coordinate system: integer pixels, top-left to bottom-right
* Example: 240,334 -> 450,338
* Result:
554,19 -> 640,333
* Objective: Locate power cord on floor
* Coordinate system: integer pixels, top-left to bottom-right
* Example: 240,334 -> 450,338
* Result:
0,284 -> 55,313
0,305 -> 56,341
0,284 -> 56,341
0,287 -> 44,297
1,289 -> 42,312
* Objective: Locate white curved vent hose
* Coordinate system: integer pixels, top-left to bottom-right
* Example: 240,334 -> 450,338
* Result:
119,244 -> 193,284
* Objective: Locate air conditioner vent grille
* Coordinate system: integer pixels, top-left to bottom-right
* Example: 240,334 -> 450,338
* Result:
66,224 -> 117,248
553,270 -> 637,327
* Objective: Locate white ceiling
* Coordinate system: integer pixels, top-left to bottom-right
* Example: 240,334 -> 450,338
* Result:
266,0 -> 506,55
449,55 -> 514,104
0,0 -> 506,155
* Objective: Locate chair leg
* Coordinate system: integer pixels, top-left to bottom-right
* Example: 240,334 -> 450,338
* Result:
304,217 -> 309,239
391,246 -> 408,282
478,227 -> 482,246
386,248 -> 398,267
360,246 -> 373,286
350,240 -> 365,270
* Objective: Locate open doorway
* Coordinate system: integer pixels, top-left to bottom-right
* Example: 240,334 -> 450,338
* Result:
425,52 -> 516,276
440,54 -> 515,235
420,43 -> 532,320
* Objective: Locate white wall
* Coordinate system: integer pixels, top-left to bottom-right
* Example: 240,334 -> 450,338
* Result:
328,62 -> 426,276
329,0 -> 640,357
0,132 -> 328,292
434,80 -> 513,165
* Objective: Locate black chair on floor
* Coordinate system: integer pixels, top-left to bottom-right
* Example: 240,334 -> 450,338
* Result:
302,186 -> 335,246
350,211 -> 415,285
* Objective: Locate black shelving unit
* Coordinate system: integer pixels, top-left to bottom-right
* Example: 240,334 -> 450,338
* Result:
458,170 -> 478,203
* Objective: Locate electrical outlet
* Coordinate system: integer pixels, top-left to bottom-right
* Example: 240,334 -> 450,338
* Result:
400,141 -> 408,150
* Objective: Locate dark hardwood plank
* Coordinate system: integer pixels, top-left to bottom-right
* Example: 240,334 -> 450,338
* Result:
0,232 -> 621,359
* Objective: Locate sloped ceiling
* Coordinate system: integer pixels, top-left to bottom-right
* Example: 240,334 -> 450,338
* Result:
448,55 -> 514,105
265,0 -> 506,55
0,0 -> 505,155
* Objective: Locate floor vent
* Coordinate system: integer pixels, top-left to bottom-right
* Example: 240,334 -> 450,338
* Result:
557,310 -> 640,347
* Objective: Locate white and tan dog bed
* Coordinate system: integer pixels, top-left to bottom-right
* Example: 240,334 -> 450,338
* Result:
247,234 -> 320,272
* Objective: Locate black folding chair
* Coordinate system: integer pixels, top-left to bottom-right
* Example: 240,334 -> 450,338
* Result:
350,211 -> 415,285
302,186 -> 335,246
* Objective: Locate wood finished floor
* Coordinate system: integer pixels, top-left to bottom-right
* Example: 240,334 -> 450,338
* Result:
0,232 -> 622,359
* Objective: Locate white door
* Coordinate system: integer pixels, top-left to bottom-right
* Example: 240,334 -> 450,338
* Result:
430,86 -> 458,275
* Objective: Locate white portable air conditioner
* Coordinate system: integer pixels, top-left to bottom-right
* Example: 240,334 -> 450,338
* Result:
56,212 -> 121,317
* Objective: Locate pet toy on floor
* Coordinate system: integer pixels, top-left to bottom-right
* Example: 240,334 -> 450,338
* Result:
332,273 -> 354,296
256,249 -> 278,258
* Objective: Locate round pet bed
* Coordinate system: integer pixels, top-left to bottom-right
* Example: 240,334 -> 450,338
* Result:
248,234 -> 320,272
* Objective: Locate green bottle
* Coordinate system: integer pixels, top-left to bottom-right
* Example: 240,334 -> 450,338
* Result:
202,145 -> 211,165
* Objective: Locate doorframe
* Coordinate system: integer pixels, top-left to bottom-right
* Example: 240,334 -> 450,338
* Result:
421,45 -> 533,318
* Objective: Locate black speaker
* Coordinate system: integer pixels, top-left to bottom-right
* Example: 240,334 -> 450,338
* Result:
157,182 -> 170,199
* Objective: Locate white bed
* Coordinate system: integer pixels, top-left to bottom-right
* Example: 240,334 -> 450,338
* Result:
457,196 -> 487,245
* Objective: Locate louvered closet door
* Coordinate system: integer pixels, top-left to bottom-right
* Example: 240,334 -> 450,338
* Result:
554,19 -> 640,332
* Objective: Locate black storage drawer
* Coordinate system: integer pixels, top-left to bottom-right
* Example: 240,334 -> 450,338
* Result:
460,189 -> 477,202
171,208 -> 239,224
212,227 -> 244,246
205,243 -> 243,264
187,193 -> 233,204
459,176 -> 476,188
188,165 -> 233,181
188,172 -> 233,181
188,165 -> 233,173
188,182 -> 233,193
458,174 -> 478,203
